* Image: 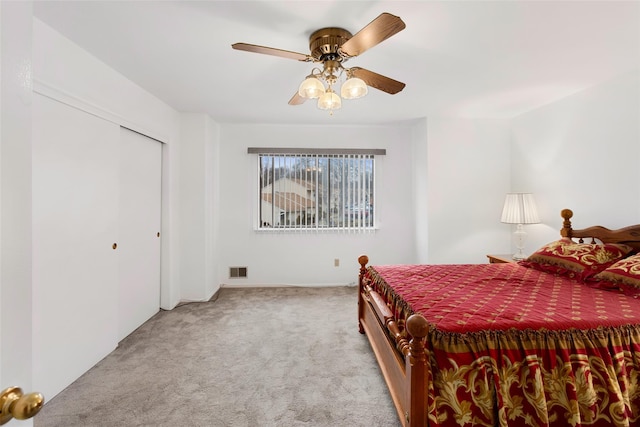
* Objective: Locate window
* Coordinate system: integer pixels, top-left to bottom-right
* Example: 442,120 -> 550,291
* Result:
250,148 -> 384,232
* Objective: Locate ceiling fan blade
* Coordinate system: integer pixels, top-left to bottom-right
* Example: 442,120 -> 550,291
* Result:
288,92 -> 307,105
232,43 -> 313,62
350,67 -> 405,94
340,13 -> 406,58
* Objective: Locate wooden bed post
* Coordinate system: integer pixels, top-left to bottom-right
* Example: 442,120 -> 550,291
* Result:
358,255 -> 369,334
560,209 -> 574,238
406,314 -> 430,427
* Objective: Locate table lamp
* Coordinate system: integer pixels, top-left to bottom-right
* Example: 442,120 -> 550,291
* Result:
501,193 -> 540,260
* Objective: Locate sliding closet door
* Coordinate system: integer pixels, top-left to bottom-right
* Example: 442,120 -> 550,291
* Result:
32,94 -> 120,400
118,128 -> 162,340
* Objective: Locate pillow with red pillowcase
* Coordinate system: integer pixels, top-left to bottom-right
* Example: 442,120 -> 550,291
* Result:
519,238 -> 634,281
590,253 -> 640,297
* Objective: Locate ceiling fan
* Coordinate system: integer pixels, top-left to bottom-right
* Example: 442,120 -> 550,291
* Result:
232,13 -> 406,112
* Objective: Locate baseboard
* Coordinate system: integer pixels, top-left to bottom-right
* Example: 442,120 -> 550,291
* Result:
220,282 -> 356,289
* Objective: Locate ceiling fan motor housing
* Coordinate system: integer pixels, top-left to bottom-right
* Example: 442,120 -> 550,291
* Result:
309,27 -> 352,61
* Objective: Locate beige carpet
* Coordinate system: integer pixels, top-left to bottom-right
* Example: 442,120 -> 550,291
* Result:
35,286 -> 399,426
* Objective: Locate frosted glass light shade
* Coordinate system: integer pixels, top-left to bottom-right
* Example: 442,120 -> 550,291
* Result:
317,90 -> 341,110
501,193 -> 540,224
298,77 -> 325,99
341,77 -> 368,99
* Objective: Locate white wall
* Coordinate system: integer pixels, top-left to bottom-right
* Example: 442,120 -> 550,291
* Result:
1,1 -> 35,408
411,118 -> 429,263
32,19 -> 183,309
217,123 -> 417,286
179,113 -> 220,301
511,70 -> 640,252
424,118 -> 512,263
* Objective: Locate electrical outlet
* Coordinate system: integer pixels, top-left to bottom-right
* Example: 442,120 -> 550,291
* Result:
334,258 -> 340,267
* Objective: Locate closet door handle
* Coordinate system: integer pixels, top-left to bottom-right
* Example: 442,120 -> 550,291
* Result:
112,243 -> 118,250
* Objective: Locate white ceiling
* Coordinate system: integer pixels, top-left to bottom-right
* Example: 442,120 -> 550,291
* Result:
32,1 -> 640,126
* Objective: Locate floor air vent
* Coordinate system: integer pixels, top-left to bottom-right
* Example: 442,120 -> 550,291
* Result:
229,267 -> 247,278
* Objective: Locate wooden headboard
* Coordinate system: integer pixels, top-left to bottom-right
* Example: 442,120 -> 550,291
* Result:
560,208 -> 640,251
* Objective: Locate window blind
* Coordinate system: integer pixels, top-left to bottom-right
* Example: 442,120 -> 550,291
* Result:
255,150 -> 378,233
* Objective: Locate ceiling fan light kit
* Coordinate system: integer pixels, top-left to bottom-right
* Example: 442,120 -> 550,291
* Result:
232,12 -> 406,115
341,75 -> 368,100
317,88 -> 341,111
298,76 -> 325,99
297,64 -> 367,112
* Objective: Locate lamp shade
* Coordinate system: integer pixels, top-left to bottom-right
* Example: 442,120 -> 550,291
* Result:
341,77 -> 368,99
501,193 -> 540,224
298,77 -> 325,99
317,89 -> 341,110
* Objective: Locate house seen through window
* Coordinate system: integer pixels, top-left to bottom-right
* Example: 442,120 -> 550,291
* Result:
254,150 -> 380,231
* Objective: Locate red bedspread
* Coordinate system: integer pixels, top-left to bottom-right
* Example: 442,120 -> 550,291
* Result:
364,263 -> 640,427
369,263 -> 640,332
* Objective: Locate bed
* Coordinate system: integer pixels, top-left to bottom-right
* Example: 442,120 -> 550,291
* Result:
357,209 -> 640,427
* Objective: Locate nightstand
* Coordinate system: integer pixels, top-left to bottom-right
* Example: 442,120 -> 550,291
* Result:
486,254 -> 517,264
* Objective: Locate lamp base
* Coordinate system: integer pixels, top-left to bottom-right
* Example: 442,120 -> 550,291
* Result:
512,252 -> 526,261
513,224 -> 527,261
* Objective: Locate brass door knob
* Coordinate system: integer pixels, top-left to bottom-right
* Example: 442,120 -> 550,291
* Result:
0,386 -> 44,425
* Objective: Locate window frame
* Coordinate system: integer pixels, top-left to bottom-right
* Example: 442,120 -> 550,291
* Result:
249,148 -> 385,233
